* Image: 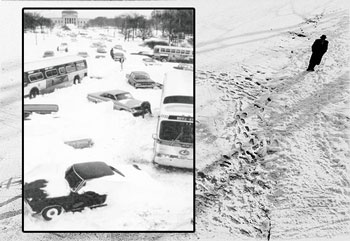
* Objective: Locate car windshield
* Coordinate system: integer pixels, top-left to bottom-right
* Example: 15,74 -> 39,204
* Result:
159,121 -> 193,144
135,73 -> 149,80
61,43 -> 67,46
116,93 -> 132,100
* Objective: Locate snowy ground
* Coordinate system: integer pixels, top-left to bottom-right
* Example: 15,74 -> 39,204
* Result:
1,0 -> 350,240
22,27 -> 193,231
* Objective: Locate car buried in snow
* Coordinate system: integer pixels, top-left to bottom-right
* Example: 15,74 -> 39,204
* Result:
96,47 -> 107,54
113,44 -> 126,52
173,63 -> 193,71
57,43 -> 69,52
126,71 -> 163,89
111,49 -> 126,62
24,162 -> 125,221
42,51 -> 55,58
77,51 -> 89,58
142,57 -> 161,66
87,89 -> 151,117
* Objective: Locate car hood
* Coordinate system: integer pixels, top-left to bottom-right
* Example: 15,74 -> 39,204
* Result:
134,78 -> 154,83
118,99 -> 142,108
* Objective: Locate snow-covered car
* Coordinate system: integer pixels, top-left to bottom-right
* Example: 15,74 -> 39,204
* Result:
57,43 -> 68,52
91,42 -> 106,48
77,51 -> 89,58
173,63 -> 193,71
113,44 -> 126,52
43,51 -> 55,58
95,54 -> 106,59
131,51 -> 153,58
112,49 -> 126,62
97,47 -> 107,53
142,57 -> 161,66
24,162 -> 125,221
126,71 -> 162,89
87,89 -> 151,116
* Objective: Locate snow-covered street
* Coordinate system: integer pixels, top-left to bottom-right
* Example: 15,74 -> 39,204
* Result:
22,22 -> 194,231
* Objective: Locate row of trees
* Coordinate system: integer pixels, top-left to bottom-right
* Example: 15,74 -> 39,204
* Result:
87,9 -> 193,41
24,12 -> 53,31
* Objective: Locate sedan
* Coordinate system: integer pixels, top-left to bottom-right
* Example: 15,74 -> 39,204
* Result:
43,51 -> 55,58
57,43 -> 68,52
131,51 -> 153,58
173,63 -> 193,71
87,89 -> 150,116
126,71 -> 162,89
142,57 -> 161,66
97,47 -> 107,53
113,44 -> 126,52
24,161 -> 125,221
77,51 -> 89,58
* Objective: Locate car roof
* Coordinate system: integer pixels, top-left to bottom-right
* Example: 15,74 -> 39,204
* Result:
132,71 -> 149,75
101,90 -> 130,95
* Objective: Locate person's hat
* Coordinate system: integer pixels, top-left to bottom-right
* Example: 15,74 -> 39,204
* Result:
320,35 -> 327,39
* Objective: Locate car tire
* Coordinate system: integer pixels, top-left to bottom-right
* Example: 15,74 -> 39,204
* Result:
42,206 -> 63,221
29,88 -> 39,99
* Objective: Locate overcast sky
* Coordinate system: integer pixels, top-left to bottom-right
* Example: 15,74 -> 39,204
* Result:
25,9 -> 155,19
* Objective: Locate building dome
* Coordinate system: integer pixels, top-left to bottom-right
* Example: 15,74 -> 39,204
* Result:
51,10 -> 89,28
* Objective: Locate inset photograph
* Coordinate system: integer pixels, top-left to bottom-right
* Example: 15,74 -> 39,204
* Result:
23,8 -> 194,232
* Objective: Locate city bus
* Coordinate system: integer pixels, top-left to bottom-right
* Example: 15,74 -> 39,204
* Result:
24,55 -> 88,98
153,45 -> 193,63
152,71 -> 194,169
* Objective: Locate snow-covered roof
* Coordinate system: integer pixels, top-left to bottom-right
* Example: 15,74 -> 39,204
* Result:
24,55 -> 85,72
162,71 -> 193,98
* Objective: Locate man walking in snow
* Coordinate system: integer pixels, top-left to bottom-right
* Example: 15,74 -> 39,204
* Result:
120,57 -> 124,71
110,48 -> 114,60
307,35 -> 328,71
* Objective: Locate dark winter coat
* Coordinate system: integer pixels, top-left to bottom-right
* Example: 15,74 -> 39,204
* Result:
310,39 -> 328,65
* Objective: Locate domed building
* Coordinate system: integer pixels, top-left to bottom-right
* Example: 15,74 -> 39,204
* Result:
51,10 -> 89,28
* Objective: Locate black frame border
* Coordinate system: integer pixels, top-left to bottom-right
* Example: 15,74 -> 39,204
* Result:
22,6 -> 196,234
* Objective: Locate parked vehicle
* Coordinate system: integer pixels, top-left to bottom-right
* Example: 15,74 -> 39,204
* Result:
153,45 -> 193,63
173,63 -> 193,71
131,51 -> 153,58
24,56 -> 88,98
57,43 -> 68,52
91,42 -> 106,48
113,44 -> 126,52
43,51 -> 55,58
77,51 -> 89,58
87,89 -> 151,117
152,71 -> 193,169
97,47 -> 107,53
24,162 -> 125,221
142,57 -> 161,66
111,49 -> 126,62
126,71 -> 162,89
95,54 -> 106,59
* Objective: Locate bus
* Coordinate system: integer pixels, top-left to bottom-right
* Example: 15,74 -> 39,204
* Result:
24,55 -> 88,98
152,71 -> 194,169
153,45 -> 193,63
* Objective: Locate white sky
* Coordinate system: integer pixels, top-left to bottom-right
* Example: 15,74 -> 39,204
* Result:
24,9 -> 155,19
